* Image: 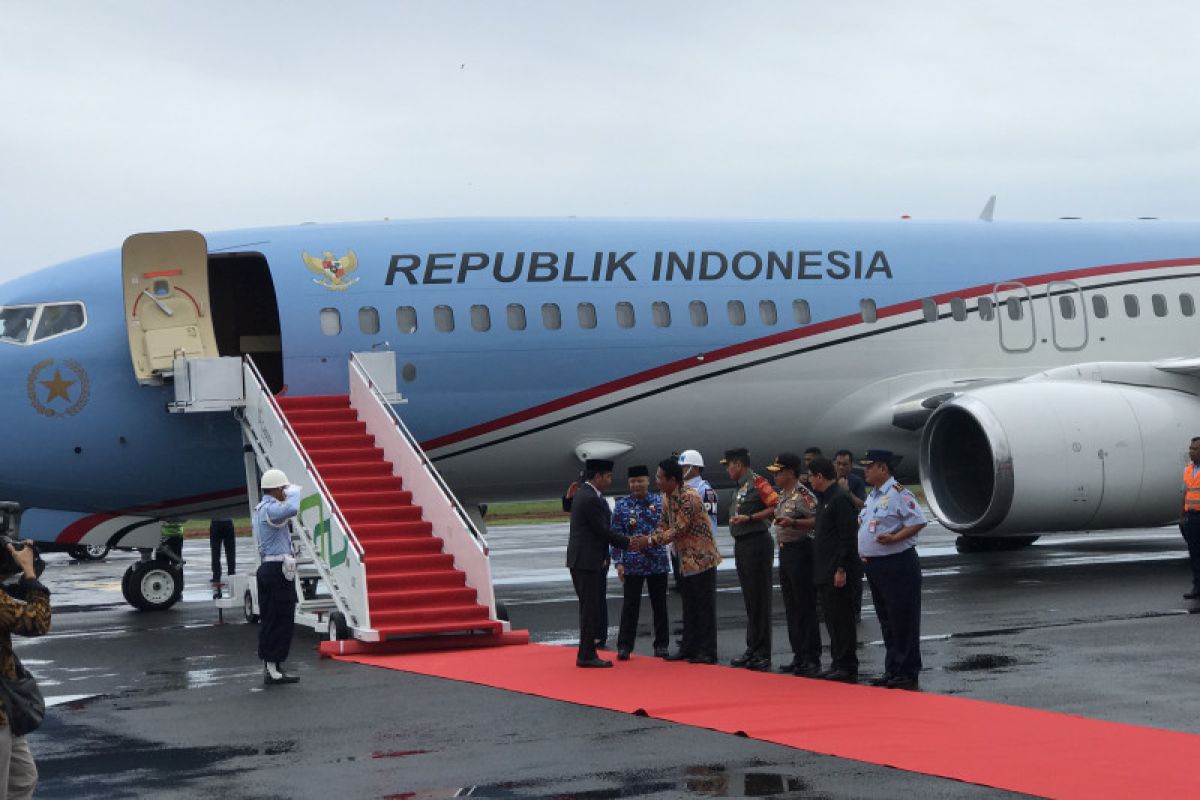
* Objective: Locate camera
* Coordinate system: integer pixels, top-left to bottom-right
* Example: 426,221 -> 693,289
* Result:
0,503 -> 44,579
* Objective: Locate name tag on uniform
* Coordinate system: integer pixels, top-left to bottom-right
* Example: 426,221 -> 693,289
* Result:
868,520 -> 878,534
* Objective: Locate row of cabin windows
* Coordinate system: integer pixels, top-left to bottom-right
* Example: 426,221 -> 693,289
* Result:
319,299 -> 814,336
319,291 -> 1199,336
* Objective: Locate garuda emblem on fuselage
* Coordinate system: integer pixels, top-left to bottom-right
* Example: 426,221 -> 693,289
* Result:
302,250 -> 359,291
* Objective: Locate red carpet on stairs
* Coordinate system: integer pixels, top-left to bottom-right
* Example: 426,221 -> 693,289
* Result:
336,643 -> 1200,799
278,394 -> 501,639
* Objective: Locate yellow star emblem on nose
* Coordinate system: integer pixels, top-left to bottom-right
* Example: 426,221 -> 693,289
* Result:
39,369 -> 76,403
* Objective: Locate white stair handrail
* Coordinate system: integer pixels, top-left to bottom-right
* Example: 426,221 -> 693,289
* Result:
348,353 -> 504,628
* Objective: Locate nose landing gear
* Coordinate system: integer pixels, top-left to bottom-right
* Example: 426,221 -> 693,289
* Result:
121,533 -> 185,611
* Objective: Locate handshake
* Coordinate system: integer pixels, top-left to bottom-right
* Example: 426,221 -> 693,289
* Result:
627,534 -> 653,552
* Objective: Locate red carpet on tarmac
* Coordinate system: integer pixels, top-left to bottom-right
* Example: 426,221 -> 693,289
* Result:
337,643 -> 1200,799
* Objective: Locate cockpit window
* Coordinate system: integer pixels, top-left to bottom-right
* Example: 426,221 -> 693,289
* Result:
0,306 -> 36,344
35,304 -> 86,340
0,302 -> 86,345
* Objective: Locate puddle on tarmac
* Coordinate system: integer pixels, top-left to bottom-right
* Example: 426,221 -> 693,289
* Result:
36,716 -> 298,799
944,654 -> 1019,672
390,764 -> 811,799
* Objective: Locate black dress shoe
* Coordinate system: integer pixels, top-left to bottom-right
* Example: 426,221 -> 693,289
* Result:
821,669 -> 858,683
1185,589 -> 1200,600
664,650 -> 693,662
745,657 -> 771,672
887,675 -> 920,690
263,668 -> 299,685
687,654 -> 717,665
869,674 -> 895,687
576,657 -> 613,668
794,662 -> 823,678
730,652 -> 754,668
777,661 -> 797,673
653,646 -> 669,658
617,649 -> 631,661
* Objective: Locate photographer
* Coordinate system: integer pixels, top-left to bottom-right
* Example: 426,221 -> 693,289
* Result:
0,540 -> 51,799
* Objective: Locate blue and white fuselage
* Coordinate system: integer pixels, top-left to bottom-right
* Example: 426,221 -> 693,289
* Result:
2,216 -> 1199,550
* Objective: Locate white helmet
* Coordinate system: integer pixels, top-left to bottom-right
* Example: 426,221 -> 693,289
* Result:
678,449 -> 705,468
260,469 -> 289,490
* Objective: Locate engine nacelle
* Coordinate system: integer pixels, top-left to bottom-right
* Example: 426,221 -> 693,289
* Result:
919,381 -> 1200,535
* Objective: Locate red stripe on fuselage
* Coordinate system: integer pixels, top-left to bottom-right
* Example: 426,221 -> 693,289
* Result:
51,487 -> 246,543
57,513 -> 120,545
421,256 -> 1200,452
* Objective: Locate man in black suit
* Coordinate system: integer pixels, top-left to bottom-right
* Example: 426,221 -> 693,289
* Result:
807,456 -> 862,683
566,459 -> 636,668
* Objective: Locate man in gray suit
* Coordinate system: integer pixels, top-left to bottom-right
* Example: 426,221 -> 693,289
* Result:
567,459 -> 636,667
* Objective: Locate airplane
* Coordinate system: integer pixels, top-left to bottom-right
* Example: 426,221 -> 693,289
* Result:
2,215 -> 1199,611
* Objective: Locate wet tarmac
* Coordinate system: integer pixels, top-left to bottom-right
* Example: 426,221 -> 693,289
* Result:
24,519 -> 1200,798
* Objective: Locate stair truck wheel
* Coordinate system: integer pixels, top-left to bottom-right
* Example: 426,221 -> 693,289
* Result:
69,544 -> 110,561
495,601 -> 510,622
243,591 -> 260,624
125,559 -> 183,611
327,611 -> 350,641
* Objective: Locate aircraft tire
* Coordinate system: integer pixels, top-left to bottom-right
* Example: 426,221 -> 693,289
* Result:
327,611 -> 350,641
120,565 -> 135,605
69,544 -> 110,562
124,559 -> 184,611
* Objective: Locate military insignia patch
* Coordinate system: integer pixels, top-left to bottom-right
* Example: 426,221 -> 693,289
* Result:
27,358 -> 90,417
302,250 -> 359,291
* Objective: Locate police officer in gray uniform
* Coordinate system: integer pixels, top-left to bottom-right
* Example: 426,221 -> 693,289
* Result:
858,450 -> 927,690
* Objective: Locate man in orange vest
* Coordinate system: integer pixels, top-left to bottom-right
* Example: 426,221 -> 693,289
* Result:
1181,437 -> 1200,600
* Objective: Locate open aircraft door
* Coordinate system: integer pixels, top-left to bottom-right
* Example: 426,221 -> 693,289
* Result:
122,230 -> 219,385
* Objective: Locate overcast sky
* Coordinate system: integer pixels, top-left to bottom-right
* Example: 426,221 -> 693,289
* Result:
2,1 -> 1198,282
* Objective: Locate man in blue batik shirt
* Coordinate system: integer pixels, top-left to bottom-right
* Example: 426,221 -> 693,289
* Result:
610,465 -> 670,660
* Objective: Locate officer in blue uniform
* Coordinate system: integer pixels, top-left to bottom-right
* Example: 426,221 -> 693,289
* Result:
858,450 -> 927,690
253,468 -> 302,685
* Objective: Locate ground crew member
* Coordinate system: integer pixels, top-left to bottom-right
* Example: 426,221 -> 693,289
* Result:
254,468 -> 302,685
1180,436 -> 1200,599
678,449 -> 719,591
651,458 -> 722,664
808,457 -> 862,682
610,465 -> 669,659
679,450 -> 719,532
209,517 -> 236,585
858,450 -> 926,690
566,459 -> 631,668
723,447 -> 778,671
767,453 -> 821,677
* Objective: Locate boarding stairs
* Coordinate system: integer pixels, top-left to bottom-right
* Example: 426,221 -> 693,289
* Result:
174,352 -> 514,649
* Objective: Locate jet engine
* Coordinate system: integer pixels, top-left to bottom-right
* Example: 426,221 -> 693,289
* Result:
919,380 -> 1200,535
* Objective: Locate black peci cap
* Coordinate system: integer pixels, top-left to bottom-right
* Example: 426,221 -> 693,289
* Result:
584,459 -> 615,473
626,465 -> 649,478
